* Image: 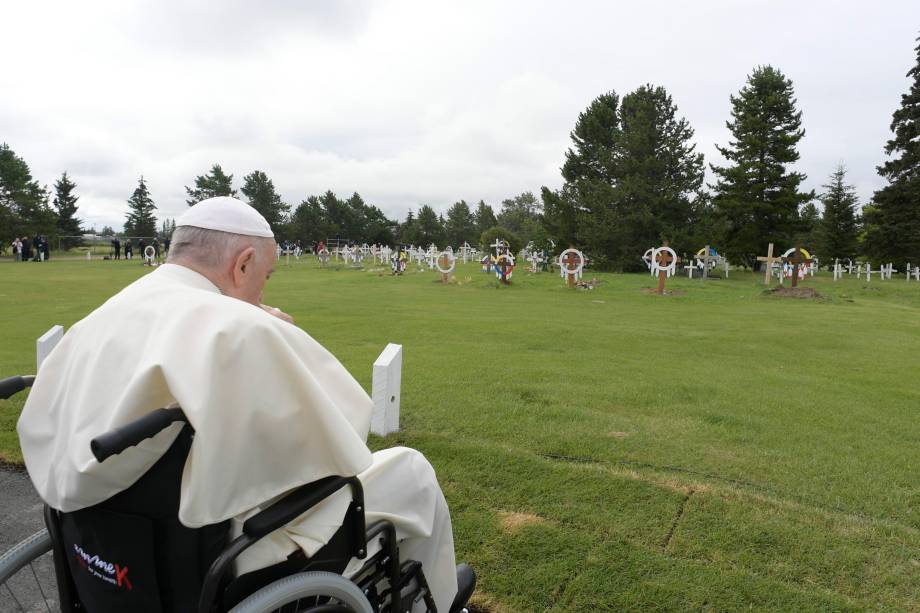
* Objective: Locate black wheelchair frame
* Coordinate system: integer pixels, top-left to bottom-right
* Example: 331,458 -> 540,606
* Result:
0,375 -> 439,613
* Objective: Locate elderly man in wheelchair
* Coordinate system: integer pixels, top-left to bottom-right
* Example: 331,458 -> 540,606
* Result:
2,198 -> 476,613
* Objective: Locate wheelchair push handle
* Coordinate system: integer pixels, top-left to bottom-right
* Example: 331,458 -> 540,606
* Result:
0,375 -> 35,400
90,407 -> 188,463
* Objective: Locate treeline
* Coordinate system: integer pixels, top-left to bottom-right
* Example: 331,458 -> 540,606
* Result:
3,36 -> 918,267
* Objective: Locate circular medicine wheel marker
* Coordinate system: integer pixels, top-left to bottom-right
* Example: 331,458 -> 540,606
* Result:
435,251 -> 456,274
559,248 -> 585,276
143,246 -> 156,259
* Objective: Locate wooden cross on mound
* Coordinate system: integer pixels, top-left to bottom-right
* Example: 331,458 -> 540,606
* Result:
756,243 -> 781,285
782,246 -> 813,288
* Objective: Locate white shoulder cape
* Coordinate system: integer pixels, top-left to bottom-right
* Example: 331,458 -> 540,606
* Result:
17,264 -> 373,528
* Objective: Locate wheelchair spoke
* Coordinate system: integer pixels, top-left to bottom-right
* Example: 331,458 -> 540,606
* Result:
3,580 -> 26,612
28,560 -> 52,613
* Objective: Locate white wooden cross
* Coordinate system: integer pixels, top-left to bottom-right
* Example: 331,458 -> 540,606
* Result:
37,325 -> 65,371
370,343 -> 402,436
460,242 -> 472,264
684,262 -> 695,278
846,260 -> 854,275
906,263 -> 912,282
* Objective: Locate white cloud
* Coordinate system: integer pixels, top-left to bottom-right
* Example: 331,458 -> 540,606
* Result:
1,0 -> 917,231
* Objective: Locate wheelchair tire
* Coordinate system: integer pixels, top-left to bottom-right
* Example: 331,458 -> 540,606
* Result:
0,529 -> 52,585
229,570 -> 374,613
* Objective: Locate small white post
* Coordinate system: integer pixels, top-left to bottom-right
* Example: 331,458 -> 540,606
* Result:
37,325 -> 64,371
371,343 -> 403,436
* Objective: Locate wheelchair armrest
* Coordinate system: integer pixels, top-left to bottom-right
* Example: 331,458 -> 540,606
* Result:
0,375 -> 34,400
242,475 -> 363,538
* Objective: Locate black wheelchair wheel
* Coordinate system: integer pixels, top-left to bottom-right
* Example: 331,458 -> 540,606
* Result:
0,529 -> 59,612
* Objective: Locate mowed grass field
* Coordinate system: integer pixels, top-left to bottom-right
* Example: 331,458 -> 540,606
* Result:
1,256 -> 919,611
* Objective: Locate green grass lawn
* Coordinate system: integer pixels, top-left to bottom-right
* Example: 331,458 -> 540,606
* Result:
2,257 -> 919,611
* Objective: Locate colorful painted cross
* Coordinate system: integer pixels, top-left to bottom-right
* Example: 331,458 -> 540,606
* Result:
494,253 -> 514,284
782,246 -> 813,288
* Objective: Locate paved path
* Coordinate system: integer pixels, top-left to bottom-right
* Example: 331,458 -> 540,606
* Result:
0,465 -> 58,611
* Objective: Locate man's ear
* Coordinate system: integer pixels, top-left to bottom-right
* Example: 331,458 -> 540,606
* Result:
232,246 -> 257,286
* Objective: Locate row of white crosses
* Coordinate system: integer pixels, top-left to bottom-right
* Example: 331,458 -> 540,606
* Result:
35,324 -> 406,437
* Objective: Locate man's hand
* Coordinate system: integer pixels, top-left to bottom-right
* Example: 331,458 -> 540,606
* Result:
260,303 -> 294,324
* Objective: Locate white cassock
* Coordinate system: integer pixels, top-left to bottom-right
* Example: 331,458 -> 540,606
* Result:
17,263 -> 457,612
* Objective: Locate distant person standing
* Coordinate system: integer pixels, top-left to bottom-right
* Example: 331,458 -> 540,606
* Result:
153,238 -> 161,261
21,237 -> 32,261
13,237 -> 22,261
41,235 -> 50,261
113,238 -> 121,260
124,239 -> 133,259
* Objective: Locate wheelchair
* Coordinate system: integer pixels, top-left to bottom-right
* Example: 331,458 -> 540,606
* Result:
0,375 -> 474,613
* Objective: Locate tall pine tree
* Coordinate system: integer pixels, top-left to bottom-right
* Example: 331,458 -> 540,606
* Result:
473,200 -> 497,238
444,200 -> 477,247
711,66 -> 814,267
54,172 -> 83,248
816,164 -> 860,263
863,36 -> 920,266
0,143 -> 50,241
544,86 -> 704,269
124,176 -> 157,237
185,164 -> 237,206
241,170 -> 290,234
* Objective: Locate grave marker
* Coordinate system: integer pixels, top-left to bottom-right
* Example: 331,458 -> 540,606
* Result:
756,243 -> 780,285
651,242 -> 679,295
558,248 -> 585,288
494,253 -> 515,284
781,247 -> 813,288
436,251 -> 456,283
37,325 -> 64,371
371,343 -> 402,436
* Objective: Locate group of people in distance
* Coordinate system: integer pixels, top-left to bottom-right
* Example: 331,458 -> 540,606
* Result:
8,234 -> 51,262
108,237 -> 170,261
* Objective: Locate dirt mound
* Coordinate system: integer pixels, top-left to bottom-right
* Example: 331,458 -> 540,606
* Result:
641,287 -> 687,296
766,286 -> 823,299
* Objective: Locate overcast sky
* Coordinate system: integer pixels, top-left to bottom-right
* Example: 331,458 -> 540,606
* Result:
2,0 -> 918,232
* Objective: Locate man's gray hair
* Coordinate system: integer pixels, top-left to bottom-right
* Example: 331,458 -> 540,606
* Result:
167,226 -> 274,268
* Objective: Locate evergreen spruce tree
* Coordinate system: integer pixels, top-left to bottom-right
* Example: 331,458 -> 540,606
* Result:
185,164 -> 237,206
53,172 -> 83,248
399,210 -> 419,245
241,170 -> 290,234
444,200 -> 476,247
544,87 -> 704,269
124,176 -> 158,237
0,143 -> 49,240
473,200 -> 497,238
815,164 -> 860,263
289,196 -> 326,245
863,36 -> 920,266
415,205 -> 444,246
711,66 -> 814,267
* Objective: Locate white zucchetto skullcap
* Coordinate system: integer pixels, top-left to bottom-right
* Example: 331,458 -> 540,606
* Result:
177,197 -> 274,238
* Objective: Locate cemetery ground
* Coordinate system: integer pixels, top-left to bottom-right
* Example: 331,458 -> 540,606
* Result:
1,259 -> 919,612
